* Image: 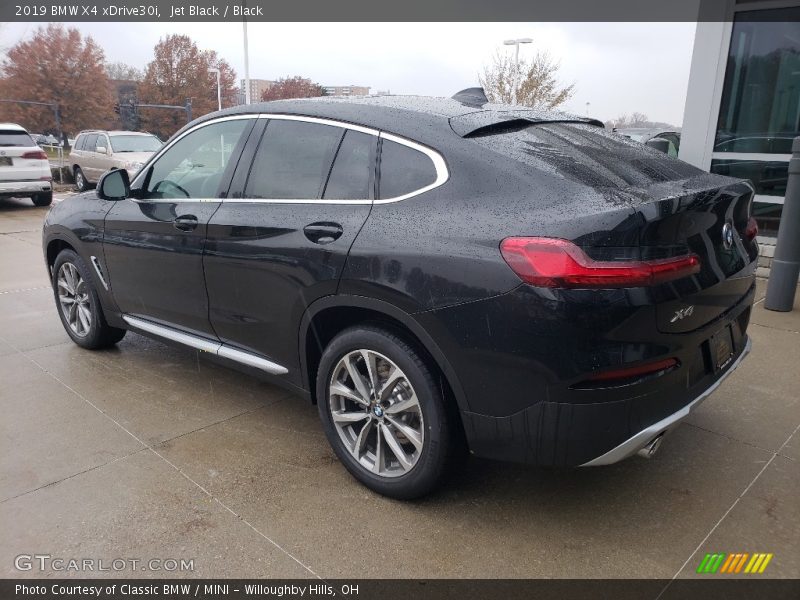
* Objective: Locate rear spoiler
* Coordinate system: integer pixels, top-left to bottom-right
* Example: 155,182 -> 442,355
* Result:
449,111 -> 605,138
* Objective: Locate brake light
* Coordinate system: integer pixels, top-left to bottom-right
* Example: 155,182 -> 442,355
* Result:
745,217 -> 758,241
584,358 -> 679,384
22,150 -> 48,160
499,237 -> 701,288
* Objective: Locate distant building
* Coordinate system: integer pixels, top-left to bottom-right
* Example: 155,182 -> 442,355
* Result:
681,0 -> 799,237
241,78 -> 276,102
324,85 -> 370,97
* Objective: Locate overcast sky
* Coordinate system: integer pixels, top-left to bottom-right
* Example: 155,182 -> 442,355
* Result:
3,22 -> 697,125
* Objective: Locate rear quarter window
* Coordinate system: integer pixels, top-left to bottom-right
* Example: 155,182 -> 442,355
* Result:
378,139 -> 437,199
0,130 -> 35,147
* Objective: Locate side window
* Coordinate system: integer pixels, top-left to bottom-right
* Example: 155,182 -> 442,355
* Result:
323,130 -> 375,199
378,139 -> 437,199
245,120 -> 343,199
96,135 -> 109,153
142,119 -> 250,200
84,134 -> 98,152
74,135 -> 85,151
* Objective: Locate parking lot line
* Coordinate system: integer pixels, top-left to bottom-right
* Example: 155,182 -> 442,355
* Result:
0,331 -> 322,580
658,420 -> 800,597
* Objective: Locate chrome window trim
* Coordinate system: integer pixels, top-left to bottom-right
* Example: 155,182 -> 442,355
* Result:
122,315 -> 288,375
258,113 -> 379,137
130,112 -> 448,206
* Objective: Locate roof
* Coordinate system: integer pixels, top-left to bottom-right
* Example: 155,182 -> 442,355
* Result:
76,130 -> 155,136
173,94 -> 603,148
0,123 -> 27,131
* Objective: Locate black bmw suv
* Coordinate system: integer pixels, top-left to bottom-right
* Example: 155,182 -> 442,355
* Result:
43,90 -> 757,498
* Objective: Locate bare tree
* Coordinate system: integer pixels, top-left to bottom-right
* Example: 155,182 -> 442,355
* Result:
480,49 -> 574,109
606,113 -> 677,130
105,61 -> 144,81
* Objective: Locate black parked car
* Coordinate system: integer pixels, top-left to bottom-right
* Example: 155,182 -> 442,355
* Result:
43,90 -> 758,498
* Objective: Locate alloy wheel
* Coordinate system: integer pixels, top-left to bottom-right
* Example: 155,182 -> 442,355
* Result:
329,349 -> 425,477
57,262 -> 92,337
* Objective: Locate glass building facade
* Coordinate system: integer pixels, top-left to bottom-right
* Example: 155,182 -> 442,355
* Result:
681,2 -> 800,237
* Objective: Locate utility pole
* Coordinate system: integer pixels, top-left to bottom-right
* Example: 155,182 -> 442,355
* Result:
503,38 -> 532,103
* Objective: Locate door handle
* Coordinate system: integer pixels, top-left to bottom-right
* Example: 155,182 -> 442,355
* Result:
173,215 -> 198,232
303,222 -> 343,245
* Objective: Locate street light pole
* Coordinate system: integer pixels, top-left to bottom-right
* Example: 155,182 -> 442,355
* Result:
209,67 -> 222,111
243,19 -> 251,105
503,37 -> 532,104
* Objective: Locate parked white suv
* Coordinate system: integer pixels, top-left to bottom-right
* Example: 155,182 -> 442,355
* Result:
0,123 -> 53,207
69,130 -> 162,191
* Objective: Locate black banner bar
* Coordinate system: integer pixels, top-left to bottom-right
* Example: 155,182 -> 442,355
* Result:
3,579 -> 800,600
2,0 -> 797,22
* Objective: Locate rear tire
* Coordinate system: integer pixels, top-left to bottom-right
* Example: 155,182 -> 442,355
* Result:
32,192 -> 52,206
52,249 -> 126,349
317,326 -> 452,499
74,167 -> 88,192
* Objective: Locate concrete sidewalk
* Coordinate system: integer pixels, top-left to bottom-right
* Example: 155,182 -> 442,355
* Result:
0,195 -> 797,579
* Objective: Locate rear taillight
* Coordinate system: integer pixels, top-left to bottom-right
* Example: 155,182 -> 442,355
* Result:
745,217 -> 758,241
22,150 -> 48,160
499,237 -> 701,288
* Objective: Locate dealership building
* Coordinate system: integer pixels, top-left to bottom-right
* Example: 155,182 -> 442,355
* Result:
680,0 -> 799,239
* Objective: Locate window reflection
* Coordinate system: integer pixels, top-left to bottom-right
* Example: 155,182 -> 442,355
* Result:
714,8 -> 800,154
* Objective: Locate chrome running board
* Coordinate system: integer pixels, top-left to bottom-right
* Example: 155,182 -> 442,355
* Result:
122,315 -> 288,375
581,336 -> 752,466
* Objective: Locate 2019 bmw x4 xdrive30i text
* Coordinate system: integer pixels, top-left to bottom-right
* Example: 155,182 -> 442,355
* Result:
43,90 -> 757,499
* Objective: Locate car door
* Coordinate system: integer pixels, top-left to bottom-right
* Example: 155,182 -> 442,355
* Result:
102,116 -> 256,337
203,116 -> 376,380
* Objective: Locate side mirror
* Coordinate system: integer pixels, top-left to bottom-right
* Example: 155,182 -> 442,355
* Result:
646,137 -> 671,153
96,145 -> 108,155
97,168 -> 130,201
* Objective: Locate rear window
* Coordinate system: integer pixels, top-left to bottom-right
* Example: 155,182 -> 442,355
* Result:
469,123 -> 698,189
109,134 -> 162,153
0,130 -> 35,147
378,139 -> 437,199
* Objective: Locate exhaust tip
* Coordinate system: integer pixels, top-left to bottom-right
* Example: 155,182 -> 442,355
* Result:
637,434 -> 664,459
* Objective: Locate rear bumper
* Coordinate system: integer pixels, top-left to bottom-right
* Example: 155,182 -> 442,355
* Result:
424,271 -> 757,467
581,335 -> 751,466
0,180 -> 52,195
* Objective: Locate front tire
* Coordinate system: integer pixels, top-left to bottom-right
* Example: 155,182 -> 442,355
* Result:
317,326 -> 452,499
52,249 -> 126,349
